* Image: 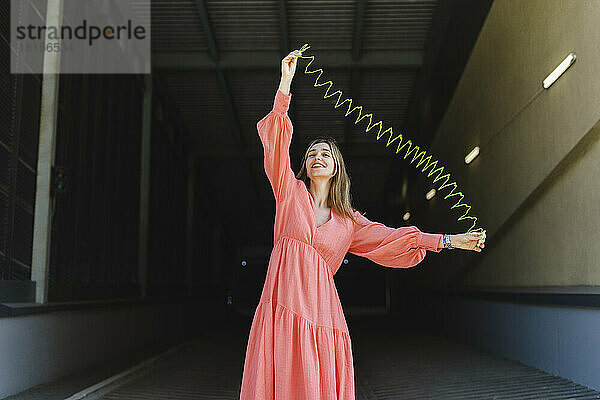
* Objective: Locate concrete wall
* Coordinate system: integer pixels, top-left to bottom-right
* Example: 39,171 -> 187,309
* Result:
390,1 -> 600,390
0,300 -> 227,398
414,0 -> 600,287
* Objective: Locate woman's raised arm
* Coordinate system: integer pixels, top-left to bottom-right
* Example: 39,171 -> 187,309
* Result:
257,90 -> 295,202
256,50 -> 303,202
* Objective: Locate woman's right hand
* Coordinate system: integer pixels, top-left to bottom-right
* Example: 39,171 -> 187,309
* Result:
281,50 -> 302,82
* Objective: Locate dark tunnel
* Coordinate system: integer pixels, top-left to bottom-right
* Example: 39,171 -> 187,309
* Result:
1,0 -> 600,399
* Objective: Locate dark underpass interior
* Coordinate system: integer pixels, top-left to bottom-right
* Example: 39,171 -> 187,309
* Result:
2,0 -> 600,399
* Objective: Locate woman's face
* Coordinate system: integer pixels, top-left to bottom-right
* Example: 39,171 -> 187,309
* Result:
306,142 -> 336,181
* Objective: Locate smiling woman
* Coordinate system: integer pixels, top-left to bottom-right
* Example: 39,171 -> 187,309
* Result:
296,136 -> 365,227
238,49 -> 456,400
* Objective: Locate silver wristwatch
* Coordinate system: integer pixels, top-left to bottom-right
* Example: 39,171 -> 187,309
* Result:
443,234 -> 454,250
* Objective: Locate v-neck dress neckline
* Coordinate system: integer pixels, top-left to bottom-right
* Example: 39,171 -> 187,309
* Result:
305,184 -> 333,230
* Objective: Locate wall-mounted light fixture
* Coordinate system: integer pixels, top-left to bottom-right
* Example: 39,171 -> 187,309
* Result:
426,189 -> 436,200
402,211 -> 411,221
465,146 -> 479,164
543,52 -> 576,89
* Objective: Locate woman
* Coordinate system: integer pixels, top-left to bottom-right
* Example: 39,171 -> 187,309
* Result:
239,49 -> 486,399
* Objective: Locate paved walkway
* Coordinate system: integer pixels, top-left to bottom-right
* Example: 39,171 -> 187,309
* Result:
6,313 -> 600,399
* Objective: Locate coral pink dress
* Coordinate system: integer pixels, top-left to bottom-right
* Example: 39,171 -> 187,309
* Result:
239,89 -> 443,400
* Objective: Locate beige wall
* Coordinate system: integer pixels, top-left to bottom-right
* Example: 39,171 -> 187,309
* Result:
409,0 -> 600,288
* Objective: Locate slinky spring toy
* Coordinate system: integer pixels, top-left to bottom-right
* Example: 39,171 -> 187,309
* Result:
296,43 -> 486,241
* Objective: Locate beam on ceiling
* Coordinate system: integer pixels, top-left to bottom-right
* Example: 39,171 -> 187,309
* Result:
352,0 -> 366,61
192,0 -> 268,231
279,0 -> 289,55
345,0 -> 367,150
216,69 -> 247,154
192,143 -> 393,159
380,0 -> 455,215
154,75 -> 192,153
193,0 -> 217,61
278,0 -> 300,165
343,67 -> 359,150
153,50 -> 423,70
154,75 -> 234,246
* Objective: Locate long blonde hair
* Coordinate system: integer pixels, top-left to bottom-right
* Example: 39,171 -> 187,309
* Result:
296,137 -> 367,227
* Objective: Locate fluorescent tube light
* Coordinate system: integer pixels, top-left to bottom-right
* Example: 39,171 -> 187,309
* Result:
426,189 -> 436,200
543,52 -> 576,89
465,146 -> 480,164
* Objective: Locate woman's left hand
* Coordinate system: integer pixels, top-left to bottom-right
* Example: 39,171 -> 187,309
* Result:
451,232 -> 486,252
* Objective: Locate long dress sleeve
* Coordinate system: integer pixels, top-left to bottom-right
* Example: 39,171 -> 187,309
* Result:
257,89 -> 296,202
348,210 -> 443,269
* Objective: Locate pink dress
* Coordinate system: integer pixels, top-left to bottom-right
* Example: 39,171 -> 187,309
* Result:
239,89 -> 443,399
